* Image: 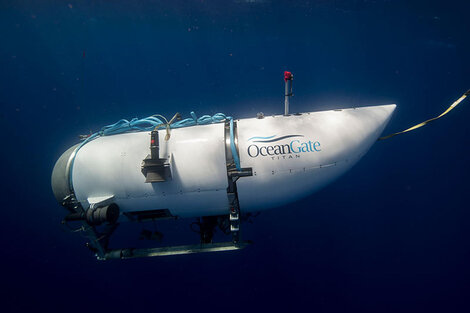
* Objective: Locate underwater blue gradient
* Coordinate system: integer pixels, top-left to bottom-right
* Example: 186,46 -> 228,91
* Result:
1,1 -> 470,312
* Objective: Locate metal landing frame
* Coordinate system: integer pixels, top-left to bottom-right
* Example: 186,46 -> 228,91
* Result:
103,240 -> 250,260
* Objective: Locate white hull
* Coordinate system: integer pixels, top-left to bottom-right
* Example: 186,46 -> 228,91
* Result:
54,104 -> 396,218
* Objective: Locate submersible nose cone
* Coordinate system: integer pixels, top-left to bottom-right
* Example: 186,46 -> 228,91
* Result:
51,144 -> 79,203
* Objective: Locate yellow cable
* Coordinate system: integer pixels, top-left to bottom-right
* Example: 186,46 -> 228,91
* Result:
379,89 -> 470,140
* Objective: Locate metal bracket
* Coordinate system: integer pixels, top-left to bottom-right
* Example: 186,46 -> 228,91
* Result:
87,195 -> 115,209
224,120 -> 252,245
141,130 -> 171,182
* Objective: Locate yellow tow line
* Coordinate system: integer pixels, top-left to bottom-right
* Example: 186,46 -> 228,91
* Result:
379,89 -> 470,140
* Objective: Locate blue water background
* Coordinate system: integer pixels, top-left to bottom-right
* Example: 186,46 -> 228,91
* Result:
1,1 -> 469,312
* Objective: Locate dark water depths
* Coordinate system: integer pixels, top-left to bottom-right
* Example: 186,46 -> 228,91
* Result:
1,1 -> 469,312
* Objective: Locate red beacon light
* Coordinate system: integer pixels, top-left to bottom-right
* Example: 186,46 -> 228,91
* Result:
284,71 -> 293,82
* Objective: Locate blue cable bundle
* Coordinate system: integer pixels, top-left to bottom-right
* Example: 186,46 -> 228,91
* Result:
88,112 -> 229,139
69,111 -> 241,189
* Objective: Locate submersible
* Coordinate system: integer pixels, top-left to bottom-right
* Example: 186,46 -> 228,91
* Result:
51,72 -> 396,259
